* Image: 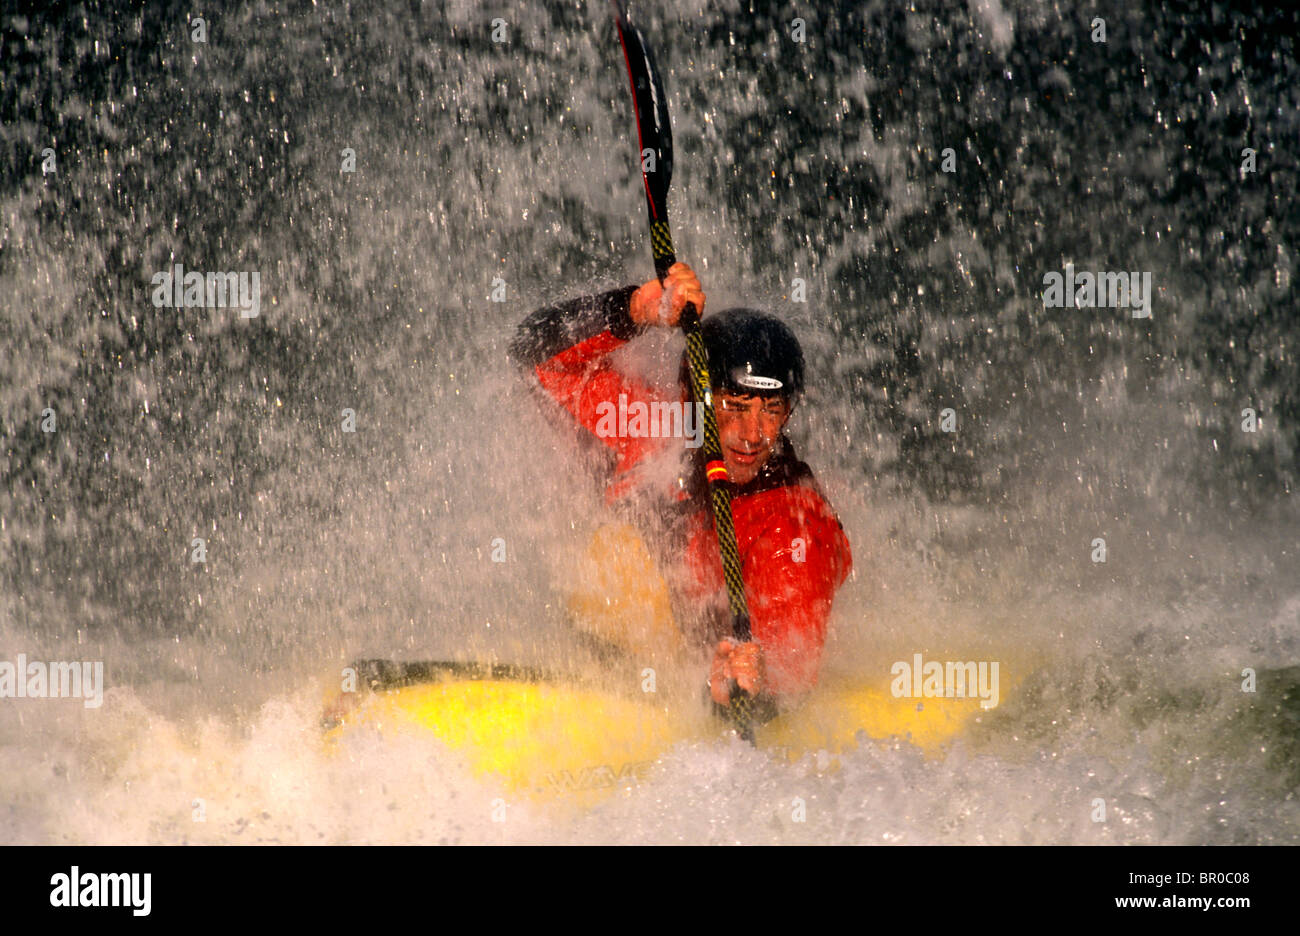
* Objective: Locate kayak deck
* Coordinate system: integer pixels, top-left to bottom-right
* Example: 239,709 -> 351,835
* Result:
325,664 -> 1001,802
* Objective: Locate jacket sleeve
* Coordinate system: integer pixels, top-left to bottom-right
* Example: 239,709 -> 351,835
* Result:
509,285 -> 642,367
743,491 -> 853,697
510,285 -> 661,471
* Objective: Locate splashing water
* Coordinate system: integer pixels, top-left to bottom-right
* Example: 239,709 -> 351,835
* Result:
1,0 -> 1297,844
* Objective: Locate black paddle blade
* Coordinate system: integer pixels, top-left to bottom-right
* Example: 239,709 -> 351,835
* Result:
611,0 -> 675,252
348,659 -> 553,691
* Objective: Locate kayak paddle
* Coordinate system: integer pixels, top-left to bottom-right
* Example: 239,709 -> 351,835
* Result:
609,0 -> 759,742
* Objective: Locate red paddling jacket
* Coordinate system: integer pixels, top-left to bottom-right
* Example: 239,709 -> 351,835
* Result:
511,286 -> 852,697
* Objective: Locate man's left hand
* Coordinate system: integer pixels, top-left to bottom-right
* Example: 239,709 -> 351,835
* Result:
709,639 -> 764,704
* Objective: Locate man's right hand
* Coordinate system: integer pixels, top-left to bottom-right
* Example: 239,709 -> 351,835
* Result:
709,638 -> 764,705
630,262 -> 705,327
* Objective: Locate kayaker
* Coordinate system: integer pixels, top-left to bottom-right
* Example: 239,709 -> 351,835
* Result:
510,263 -> 852,717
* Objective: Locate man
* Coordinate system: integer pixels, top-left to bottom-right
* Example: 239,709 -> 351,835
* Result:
510,263 -> 851,716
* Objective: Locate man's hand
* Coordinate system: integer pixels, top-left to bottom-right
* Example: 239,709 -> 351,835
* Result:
630,262 -> 705,327
709,638 -> 764,704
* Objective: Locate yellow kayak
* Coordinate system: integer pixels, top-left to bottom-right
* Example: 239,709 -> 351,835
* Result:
323,659 -> 1009,804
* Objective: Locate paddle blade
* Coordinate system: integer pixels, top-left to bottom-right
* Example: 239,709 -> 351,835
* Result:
611,1 -> 674,220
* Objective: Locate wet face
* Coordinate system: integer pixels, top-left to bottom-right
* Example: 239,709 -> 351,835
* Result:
714,392 -> 791,485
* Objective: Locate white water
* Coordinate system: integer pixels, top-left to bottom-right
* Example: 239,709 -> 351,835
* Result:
4,371 -> 1296,844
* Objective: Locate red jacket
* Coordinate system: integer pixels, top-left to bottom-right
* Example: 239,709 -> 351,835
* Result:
512,286 -> 851,697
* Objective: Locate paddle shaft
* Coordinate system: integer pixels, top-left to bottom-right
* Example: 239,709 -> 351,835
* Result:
610,1 -> 756,739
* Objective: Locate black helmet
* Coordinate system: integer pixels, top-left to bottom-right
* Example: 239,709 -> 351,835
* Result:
681,308 -> 805,401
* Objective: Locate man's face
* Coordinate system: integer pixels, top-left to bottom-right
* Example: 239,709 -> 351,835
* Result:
714,392 -> 791,485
